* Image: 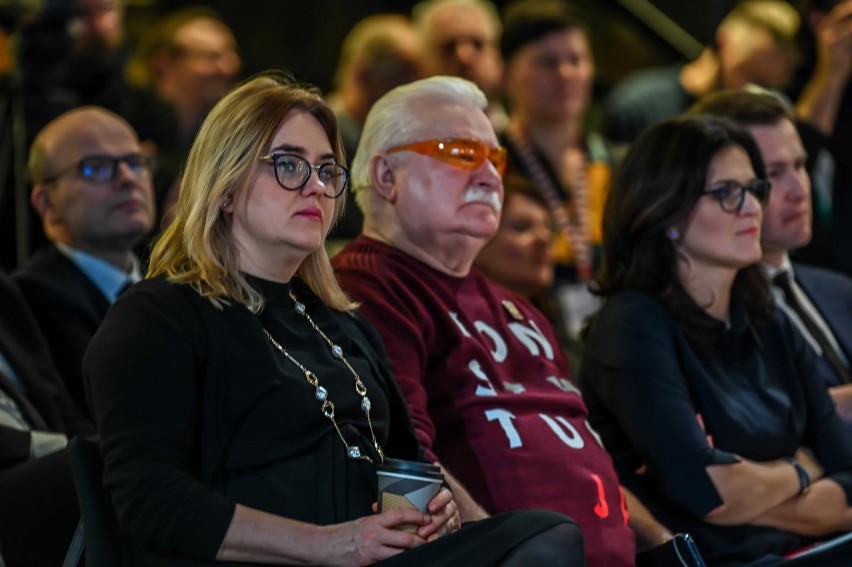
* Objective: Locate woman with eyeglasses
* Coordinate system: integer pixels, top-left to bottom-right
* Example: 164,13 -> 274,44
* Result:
82,71 -> 577,566
579,115 -> 852,566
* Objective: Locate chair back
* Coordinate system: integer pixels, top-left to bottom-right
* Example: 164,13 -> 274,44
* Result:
68,436 -> 127,567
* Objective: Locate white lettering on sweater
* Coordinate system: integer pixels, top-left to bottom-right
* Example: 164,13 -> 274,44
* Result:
540,414 -> 585,448
484,410 -> 597,451
485,409 -> 521,448
474,321 -> 508,362
448,311 -> 472,337
470,360 -> 498,397
508,320 -> 554,360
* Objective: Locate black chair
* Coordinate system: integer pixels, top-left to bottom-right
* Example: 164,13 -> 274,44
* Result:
64,436 -> 127,567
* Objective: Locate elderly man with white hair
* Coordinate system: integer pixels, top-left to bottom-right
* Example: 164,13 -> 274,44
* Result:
333,76 -> 671,567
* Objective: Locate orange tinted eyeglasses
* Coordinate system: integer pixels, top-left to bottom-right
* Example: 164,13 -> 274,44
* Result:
386,138 -> 507,176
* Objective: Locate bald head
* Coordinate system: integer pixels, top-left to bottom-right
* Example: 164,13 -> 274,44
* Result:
29,106 -> 155,267
30,107 -> 139,183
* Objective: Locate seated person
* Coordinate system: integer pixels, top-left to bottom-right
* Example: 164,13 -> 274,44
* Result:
690,88 -> 852,424
15,106 -> 156,416
0,270 -> 95,567
499,0 -> 615,337
473,174 -> 582,372
580,114 -> 852,566
474,174 -> 555,308
83,71 -> 581,566
333,75 -> 674,566
325,14 -> 422,240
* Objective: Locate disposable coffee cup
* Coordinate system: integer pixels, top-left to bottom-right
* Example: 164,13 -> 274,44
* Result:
377,458 -> 444,534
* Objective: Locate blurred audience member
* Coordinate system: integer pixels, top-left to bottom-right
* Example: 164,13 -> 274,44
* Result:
473,174 -> 583,373
0,270 -> 94,567
66,0 -> 127,110
604,0 -> 800,145
788,0 -> 852,276
693,88 -> 852,425
328,14 -> 422,162
327,14 -> 422,240
14,107 -> 155,417
125,6 -> 241,227
413,0 -> 506,130
475,174 -> 554,301
500,0 -> 617,337
0,0 -> 129,271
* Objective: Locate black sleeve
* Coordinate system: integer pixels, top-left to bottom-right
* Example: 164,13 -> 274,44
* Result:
84,284 -> 234,560
783,312 -> 852,501
583,295 -> 739,518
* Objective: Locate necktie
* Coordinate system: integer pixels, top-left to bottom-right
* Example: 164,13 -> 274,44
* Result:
773,271 -> 851,385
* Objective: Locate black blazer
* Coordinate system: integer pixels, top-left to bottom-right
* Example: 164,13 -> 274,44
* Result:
84,277 -> 421,564
14,244 -> 111,415
0,270 -> 93,470
795,263 -> 852,387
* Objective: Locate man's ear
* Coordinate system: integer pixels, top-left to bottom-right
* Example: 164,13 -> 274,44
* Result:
370,154 -> 398,204
30,185 -> 56,221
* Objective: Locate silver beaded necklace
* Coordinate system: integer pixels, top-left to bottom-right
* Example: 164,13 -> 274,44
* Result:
262,290 -> 385,464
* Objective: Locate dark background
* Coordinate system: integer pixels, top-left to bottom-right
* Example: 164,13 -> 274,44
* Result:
128,0 -> 747,98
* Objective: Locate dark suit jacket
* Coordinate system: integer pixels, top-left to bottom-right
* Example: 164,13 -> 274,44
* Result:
794,263 -> 852,388
0,270 -> 93,470
13,244 -> 111,415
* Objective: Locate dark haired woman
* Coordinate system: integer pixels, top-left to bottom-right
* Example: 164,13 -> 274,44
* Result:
580,115 -> 852,566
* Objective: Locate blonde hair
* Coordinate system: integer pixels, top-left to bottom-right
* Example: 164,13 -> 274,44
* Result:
147,71 -> 356,312
719,0 -> 800,55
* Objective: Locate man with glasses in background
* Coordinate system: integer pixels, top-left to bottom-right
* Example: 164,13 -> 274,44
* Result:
14,106 -> 155,417
333,76 -> 674,567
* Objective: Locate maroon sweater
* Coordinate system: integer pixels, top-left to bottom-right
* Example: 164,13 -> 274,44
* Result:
334,236 -> 635,567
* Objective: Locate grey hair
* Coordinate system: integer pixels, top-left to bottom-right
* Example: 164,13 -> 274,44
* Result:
351,75 -> 487,215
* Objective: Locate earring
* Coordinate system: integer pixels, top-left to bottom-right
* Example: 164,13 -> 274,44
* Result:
221,195 -> 232,209
666,227 -> 680,240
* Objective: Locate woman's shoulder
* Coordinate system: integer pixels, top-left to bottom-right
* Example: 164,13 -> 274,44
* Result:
599,290 -> 670,320
114,275 -> 236,327
586,290 -> 676,344
117,276 -> 194,312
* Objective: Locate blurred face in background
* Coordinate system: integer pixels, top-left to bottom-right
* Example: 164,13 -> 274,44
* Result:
419,3 -> 503,99
717,24 -> 797,89
360,26 -> 423,110
475,189 -> 554,297
166,17 -> 241,113
504,28 -> 594,124
74,0 -> 124,56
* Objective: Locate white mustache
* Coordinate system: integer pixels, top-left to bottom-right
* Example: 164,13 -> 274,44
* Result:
462,187 -> 502,212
